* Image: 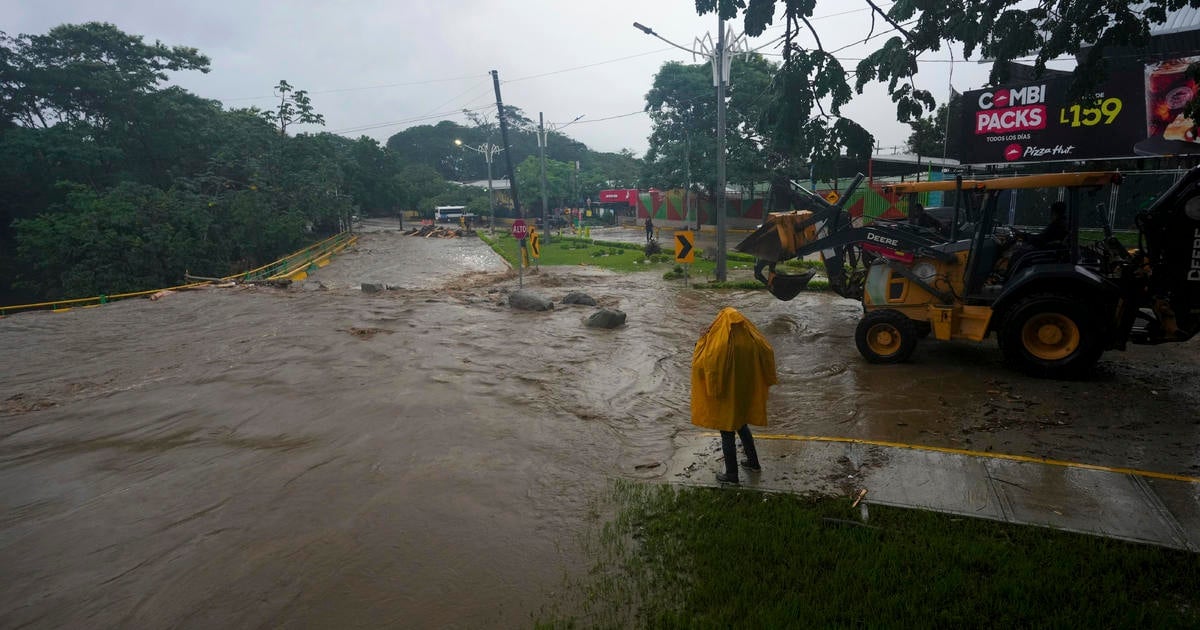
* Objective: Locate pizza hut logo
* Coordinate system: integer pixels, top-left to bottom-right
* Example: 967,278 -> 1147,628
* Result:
1004,144 -> 1023,161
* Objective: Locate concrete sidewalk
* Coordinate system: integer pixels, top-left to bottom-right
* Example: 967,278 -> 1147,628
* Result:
666,434 -> 1200,551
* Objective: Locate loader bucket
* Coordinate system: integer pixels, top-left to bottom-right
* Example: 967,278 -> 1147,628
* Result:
734,210 -> 818,261
768,268 -> 817,301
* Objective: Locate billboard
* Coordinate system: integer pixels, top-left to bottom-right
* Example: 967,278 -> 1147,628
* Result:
960,57 -> 1200,164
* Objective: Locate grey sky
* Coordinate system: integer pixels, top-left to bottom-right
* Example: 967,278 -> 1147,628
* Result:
4,1 -> 1073,157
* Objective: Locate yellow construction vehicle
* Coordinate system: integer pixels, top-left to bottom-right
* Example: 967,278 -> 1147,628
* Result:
737,171 -> 1200,378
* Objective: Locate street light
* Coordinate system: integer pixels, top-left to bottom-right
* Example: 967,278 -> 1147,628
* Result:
633,18 -> 748,281
455,138 -> 504,233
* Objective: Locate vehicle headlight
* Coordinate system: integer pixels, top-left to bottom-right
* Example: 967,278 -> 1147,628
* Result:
912,261 -> 938,282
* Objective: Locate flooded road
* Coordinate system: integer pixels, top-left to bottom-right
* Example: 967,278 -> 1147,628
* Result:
2,226 -> 1198,628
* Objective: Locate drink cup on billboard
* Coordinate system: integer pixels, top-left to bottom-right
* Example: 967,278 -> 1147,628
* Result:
1145,57 -> 1200,137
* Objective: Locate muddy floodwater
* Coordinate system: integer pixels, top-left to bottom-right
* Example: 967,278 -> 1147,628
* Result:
2,224 -> 1198,628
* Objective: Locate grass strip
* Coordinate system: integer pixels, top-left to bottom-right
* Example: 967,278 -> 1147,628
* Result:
477,232 -> 827,293
538,481 -> 1200,628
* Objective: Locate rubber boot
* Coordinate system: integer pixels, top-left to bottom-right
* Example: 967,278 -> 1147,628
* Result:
738,424 -> 761,471
718,431 -> 739,483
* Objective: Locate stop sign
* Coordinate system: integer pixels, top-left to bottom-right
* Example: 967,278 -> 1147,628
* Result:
511,219 -> 528,240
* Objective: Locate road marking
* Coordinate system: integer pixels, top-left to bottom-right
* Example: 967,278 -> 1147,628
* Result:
703,433 -> 1200,484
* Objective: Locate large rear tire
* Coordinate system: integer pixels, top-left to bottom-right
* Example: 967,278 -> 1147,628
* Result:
855,309 -> 918,364
999,293 -> 1102,379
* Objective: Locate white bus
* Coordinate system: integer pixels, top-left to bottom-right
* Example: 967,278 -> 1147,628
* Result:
434,205 -> 477,224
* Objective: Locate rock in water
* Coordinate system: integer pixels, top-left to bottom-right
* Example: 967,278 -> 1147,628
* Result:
509,290 -> 554,311
586,308 -> 626,328
561,291 -> 597,306
361,282 -> 384,293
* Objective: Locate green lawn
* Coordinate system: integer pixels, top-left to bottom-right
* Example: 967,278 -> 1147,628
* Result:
538,481 -> 1200,628
477,232 -> 825,287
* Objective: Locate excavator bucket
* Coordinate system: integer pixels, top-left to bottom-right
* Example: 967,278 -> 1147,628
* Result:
767,268 -> 817,301
734,210 -> 819,261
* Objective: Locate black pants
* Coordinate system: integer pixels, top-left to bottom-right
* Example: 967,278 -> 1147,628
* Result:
720,424 -> 759,477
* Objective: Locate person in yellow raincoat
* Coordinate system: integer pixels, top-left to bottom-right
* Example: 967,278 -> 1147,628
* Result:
691,307 -> 777,484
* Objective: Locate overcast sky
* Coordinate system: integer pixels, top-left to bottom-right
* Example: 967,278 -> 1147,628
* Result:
4,0 -> 1075,157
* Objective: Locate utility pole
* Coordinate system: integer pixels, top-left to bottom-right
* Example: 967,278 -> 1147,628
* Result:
715,14 -> 728,281
485,152 -> 496,233
538,112 -> 550,243
492,70 -> 521,217
455,139 -> 502,233
632,19 -> 747,281
685,122 -> 694,230
533,114 -> 583,243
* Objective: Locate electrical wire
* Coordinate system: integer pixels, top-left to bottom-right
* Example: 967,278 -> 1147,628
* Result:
502,47 -> 677,83
564,110 -> 647,124
222,73 -> 485,102
330,103 -> 494,135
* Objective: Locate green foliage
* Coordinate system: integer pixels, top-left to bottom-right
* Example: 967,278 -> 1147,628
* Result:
386,107 -> 642,202
0,22 -> 210,129
260,80 -> 325,135
540,481 -> 1200,627
696,0 -> 1195,167
642,54 -> 777,192
907,103 -> 949,158
516,155 -> 575,212
0,23 -> 404,302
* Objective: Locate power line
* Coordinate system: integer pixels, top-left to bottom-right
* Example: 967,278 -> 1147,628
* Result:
221,73 -> 485,102
502,47 -> 677,83
564,110 -> 647,124
330,104 -> 494,135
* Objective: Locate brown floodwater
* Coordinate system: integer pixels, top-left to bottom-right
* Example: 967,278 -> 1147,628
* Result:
2,223 -> 1197,628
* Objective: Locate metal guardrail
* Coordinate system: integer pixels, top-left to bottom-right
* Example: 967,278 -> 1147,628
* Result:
0,231 -> 358,317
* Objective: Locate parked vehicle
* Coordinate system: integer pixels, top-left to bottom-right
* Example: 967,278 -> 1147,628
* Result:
737,170 -> 1200,378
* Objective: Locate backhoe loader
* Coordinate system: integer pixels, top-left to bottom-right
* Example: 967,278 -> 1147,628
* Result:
736,170 -> 1200,378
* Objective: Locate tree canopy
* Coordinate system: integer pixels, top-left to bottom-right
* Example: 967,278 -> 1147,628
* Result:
695,0 -> 1200,165
0,22 -> 644,303
385,110 -> 641,205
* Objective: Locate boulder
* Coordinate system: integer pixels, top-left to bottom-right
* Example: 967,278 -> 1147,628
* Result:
561,291 -> 597,306
300,280 -> 328,292
509,290 -> 554,311
361,282 -> 384,293
586,308 -> 626,329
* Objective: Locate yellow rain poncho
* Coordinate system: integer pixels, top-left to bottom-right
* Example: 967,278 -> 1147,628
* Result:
690,307 -> 778,432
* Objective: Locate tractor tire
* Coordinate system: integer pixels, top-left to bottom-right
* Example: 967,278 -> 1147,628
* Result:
999,293 -> 1103,379
855,309 -> 919,364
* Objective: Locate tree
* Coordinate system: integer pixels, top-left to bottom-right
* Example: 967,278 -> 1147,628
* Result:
704,0 -> 1200,162
0,22 -> 210,129
906,104 -> 946,157
642,54 -> 775,194
0,24 -> 412,301
516,155 -> 574,212
260,80 -> 325,136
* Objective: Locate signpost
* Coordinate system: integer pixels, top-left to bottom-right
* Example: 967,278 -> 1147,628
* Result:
675,230 -> 694,287
512,219 -> 527,287
674,230 -> 695,263
527,227 -> 539,270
